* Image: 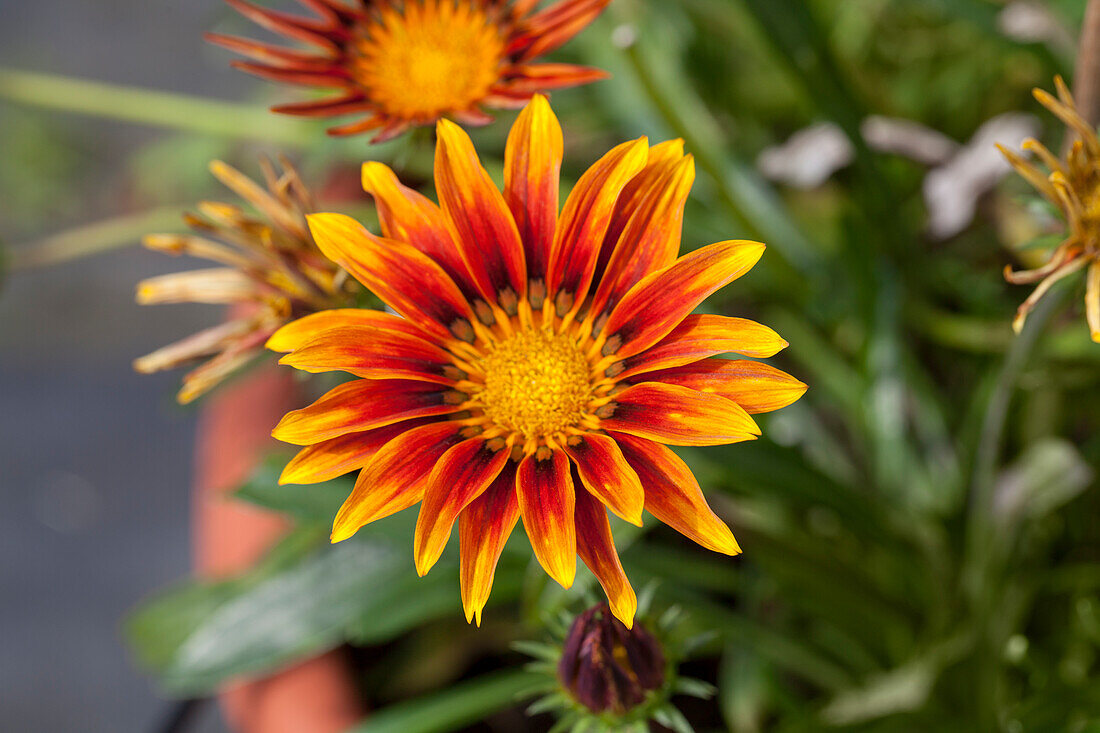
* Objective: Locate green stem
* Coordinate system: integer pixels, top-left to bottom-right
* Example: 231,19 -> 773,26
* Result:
8,205 -> 188,269
0,67 -> 316,145
963,286 -> 1067,728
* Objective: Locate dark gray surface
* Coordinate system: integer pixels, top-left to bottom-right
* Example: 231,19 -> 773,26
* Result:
0,1 -> 266,730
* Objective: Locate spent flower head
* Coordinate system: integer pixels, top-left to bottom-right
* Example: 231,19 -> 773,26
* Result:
268,95 -> 806,627
208,0 -> 610,142
997,75 -> 1100,342
134,157 -> 358,403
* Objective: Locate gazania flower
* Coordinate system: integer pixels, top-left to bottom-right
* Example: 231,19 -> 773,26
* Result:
135,157 -> 357,403
997,76 -> 1100,342
268,95 -> 806,626
207,0 -> 610,142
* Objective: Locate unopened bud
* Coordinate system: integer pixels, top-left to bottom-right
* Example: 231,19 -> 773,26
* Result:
558,603 -> 665,713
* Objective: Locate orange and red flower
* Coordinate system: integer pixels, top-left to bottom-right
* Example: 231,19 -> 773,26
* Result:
208,0 -> 610,142
268,96 -> 806,626
998,76 -> 1100,342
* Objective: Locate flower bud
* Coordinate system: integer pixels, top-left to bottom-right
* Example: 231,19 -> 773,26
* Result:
558,603 -> 665,713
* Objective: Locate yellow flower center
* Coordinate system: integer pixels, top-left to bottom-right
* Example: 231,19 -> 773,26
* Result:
473,328 -> 594,442
352,0 -> 505,121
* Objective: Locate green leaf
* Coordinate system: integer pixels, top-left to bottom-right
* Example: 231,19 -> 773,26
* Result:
124,526 -> 324,678
126,578 -> 245,674
349,670 -> 541,733
158,536 -> 405,694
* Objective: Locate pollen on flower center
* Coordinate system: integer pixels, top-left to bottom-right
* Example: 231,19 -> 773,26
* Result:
473,328 -> 594,441
351,0 -> 505,120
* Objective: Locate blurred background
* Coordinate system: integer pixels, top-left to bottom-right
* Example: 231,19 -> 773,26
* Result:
2,1 -> 1099,732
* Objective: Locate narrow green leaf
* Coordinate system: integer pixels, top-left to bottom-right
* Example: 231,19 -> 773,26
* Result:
350,670 -> 541,733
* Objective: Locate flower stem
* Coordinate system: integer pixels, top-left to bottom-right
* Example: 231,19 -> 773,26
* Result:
0,66 -> 315,145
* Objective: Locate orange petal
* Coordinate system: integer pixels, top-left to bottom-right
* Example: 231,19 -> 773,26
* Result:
306,213 -> 474,342
361,161 -> 480,300
267,309 -> 430,352
512,0 -> 612,60
595,139 -> 686,277
504,94 -> 562,285
279,325 -> 458,384
562,434 -> 644,525
516,450 -> 576,588
331,421 -> 465,543
272,380 -> 461,445
603,240 -> 765,359
635,359 -> 807,414
574,486 -> 637,628
435,119 -> 527,308
279,419 -> 436,485
546,138 -> 649,312
601,382 -> 760,446
460,461 -> 520,626
614,432 -> 740,555
413,438 -> 511,576
589,152 -> 695,321
619,314 -> 788,378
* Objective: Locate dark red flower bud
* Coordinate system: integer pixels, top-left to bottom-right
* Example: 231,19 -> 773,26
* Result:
558,603 -> 666,713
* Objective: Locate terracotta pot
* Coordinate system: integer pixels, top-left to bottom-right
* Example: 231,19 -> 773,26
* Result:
193,362 -> 366,732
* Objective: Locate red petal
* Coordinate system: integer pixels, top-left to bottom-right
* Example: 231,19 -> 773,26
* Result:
222,0 -> 341,49
435,119 -> 527,308
330,421 -> 464,542
547,139 -> 648,312
306,213 -> 474,342
574,486 -> 637,628
204,33 -> 336,68
510,0 -> 612,60
504,94 -> 562,286
516,450 -> 576,588
272,380 -> 461,445
603,240 -> 765,359
614,432 -> 740,554
635,359 -> 807,414
271,95 -> 373,118
562,434 -> 644,525
266,309 -> 431,352
589,151 -> 694,321
368,119 -> 411,144
279,325 -> 458,384
460,461 -> 520,625
279,418 -> 435,485
414,438 -> 511,576
619,314 -> 789,378
326,115 -> 387,138
496,63 -> 609,94
601,382 -> 760,446
360,162 -> 479,300
230,61 -> 350,88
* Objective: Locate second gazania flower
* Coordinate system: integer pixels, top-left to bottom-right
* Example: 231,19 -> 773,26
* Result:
268,95 -> 806,627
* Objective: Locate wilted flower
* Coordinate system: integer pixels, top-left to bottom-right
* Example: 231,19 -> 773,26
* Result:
134,157 -> 356,403
558,602 -> 665,714
997,76 -> 1100,342
268,95 -> 806,626
208,0 -> 610,142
